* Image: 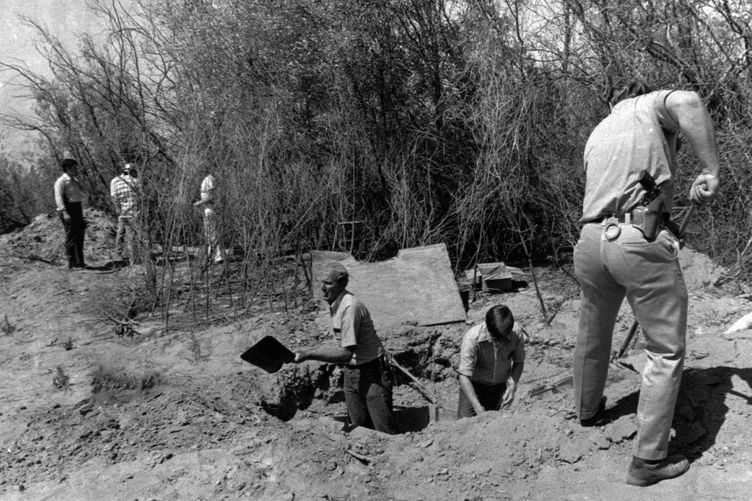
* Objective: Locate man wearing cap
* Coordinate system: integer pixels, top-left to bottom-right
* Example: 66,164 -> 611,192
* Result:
110,162 -> 141,264
293,261 -> 396,434
53,158 -> 87,269
574,81 -> 720,486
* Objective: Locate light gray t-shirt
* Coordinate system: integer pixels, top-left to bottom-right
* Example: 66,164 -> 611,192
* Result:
330,291 -> 385,366
581,90 -> 681,223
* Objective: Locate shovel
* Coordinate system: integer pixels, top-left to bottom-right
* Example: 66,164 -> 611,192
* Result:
240,335 -> 295,373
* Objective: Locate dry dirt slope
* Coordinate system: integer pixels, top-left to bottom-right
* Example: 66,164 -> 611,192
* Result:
1,219 -> 752,500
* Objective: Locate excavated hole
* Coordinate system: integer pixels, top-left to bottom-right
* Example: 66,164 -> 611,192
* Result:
258,330 -> 460,431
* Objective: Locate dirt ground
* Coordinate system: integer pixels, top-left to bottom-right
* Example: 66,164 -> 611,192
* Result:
1,212 -> 752,500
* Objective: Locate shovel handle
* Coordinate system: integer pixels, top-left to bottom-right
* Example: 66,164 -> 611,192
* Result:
615,320 -> 639,360
678,203 -> 697,237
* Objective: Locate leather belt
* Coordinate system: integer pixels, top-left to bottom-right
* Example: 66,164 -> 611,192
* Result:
592,206 -> 668,227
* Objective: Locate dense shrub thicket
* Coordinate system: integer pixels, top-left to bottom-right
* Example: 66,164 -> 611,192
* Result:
2,0 -> 752,280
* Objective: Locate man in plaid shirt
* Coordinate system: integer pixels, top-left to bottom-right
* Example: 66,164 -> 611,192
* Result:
110,162 -> 141,264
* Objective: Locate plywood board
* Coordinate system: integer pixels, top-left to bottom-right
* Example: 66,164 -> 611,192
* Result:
311,243 -> 466,330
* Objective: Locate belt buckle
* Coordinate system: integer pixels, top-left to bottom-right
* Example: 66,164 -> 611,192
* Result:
604,223 -> 621,241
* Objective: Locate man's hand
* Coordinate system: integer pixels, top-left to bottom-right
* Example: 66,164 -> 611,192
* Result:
472,403 -> 487,416
502,382 -> 517,408
59,211 -> 71,224
689,173 -> 718,205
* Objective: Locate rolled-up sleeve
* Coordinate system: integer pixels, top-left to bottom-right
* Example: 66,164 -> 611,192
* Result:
512,337 -> 526,363
655,90 -> 680,131
457,334 -> 477,378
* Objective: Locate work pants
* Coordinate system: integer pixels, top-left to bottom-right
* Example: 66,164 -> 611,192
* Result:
573,221 -> 687,460
61,202 -> 85,268
458,380 -> 507,418
342,358 -> 396,434
203,206 -> 224,262
115,216 -> 140,264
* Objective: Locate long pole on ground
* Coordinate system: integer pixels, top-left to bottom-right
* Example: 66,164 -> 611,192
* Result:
516,222 -> 549,323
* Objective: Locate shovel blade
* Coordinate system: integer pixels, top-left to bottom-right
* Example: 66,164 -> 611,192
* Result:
240,335 -> 295,373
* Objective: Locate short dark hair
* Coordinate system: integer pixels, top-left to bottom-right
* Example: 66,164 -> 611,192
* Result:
61,158 -> 78,172
608,80 -> 652,107
486,305 -> 514,338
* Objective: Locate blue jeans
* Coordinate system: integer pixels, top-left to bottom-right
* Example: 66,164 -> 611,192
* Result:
574,221 -> 687,460
342,358 -> 395,434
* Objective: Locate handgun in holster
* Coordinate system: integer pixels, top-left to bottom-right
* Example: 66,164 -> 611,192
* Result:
633,171 -> 668,241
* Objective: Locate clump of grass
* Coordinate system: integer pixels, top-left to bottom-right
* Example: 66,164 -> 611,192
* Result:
2,314 -> 15,335
188,332 -> 203,361
53,366 -> 70,389
63,337 -> 75,350
90,364 -> 162,393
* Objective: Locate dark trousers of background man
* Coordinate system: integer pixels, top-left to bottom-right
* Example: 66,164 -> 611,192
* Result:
62,202 -> 85,268
342,358 -> 396,434
458,380 -> 507,418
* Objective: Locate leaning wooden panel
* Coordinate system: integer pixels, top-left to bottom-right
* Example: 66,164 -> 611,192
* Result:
311,243 -> 466,330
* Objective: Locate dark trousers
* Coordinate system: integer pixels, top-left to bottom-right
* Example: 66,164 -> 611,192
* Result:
62,202 -> 85,267
458,380 -> 506,418
343,358 -> 396,434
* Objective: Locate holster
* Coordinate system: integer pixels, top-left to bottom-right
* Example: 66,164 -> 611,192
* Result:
631,194 -> 667,241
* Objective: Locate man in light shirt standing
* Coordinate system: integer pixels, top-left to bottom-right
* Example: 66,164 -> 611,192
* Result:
457,304 -> 525,418
53,158 -> 86,270
110,162 -> 141,264
193,173 -> 224,264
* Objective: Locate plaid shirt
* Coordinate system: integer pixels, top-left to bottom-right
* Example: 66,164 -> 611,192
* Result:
110,174 -> 140,218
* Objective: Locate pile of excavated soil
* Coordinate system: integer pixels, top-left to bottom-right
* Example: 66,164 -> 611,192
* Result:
0,209 -> 116,264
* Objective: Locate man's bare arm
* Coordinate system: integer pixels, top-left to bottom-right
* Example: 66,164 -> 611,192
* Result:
295,346 -> 353,364
665,91 -> 720,204
459,374 -> 485,415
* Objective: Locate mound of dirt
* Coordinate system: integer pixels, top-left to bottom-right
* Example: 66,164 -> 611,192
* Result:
2,221 -> 752,500
679,246 -> 726,292
0,209 -> 116,264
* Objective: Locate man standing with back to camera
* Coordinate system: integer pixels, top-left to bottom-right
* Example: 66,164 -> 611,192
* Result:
573,81 -> 720,486
110,162 -> 141,264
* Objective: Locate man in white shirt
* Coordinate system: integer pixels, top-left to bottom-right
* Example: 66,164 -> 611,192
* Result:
193,173 -> 224,264
53,158 -> 86,269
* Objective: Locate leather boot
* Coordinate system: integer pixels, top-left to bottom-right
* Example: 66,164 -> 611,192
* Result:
626,454 -> 689,486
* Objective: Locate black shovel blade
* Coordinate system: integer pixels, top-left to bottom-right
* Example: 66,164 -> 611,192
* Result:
240,335 -> 295,373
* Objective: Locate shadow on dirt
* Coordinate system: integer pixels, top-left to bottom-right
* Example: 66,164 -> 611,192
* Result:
597,367 -> 752,461
601,391 -> 640,424
672,366 -> 752,461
